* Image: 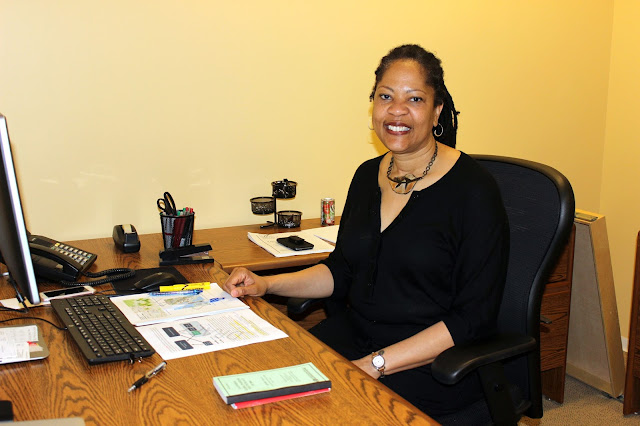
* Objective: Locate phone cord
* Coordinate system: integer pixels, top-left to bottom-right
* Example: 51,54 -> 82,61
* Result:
59,268 -> 135,287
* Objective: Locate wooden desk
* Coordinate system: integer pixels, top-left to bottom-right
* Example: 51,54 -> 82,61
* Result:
0,232 -> 435,425
185,218 -> 339,274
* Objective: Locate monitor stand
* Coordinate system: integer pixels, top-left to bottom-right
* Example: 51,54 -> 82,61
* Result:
0,400 -> 13,421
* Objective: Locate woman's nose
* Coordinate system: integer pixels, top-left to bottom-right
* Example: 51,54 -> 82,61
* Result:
387,100 -> 408,116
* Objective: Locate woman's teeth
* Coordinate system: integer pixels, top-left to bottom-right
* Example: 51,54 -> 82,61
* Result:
387,125 -> 410,132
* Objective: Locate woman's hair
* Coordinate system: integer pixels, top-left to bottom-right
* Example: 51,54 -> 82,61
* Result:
370,44 -> 459,148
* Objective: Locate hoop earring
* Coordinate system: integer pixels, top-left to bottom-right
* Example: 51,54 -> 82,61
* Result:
433,123 -> 444,137
368,118 -> 374,131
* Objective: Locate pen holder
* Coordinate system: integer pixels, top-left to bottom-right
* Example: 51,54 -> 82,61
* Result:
276,210 -> 302,228
160,213 -> 195,249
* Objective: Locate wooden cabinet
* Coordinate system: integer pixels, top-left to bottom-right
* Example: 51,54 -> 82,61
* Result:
624,231 -> 640,415
539,226 -> 576,403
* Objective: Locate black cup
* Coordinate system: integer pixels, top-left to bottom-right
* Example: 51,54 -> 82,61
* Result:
277,210 -> 302,228
250,196 -> 276,215
272,179 -> 297,199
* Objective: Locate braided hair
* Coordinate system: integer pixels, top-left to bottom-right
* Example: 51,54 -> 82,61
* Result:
369,45 -> 459,148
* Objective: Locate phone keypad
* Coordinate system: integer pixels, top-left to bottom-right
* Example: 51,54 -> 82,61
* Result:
52,242 -> 94,265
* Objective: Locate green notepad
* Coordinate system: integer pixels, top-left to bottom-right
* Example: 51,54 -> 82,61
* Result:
213,362 -> 331,405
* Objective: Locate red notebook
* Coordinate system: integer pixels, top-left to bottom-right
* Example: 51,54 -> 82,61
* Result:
231,388 -> 331,409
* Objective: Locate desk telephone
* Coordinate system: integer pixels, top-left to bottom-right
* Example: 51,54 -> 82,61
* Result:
28,234 -> 97,282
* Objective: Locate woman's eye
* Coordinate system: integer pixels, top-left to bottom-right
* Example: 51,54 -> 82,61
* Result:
410,96 -> 423,102
379,94 -> 391,100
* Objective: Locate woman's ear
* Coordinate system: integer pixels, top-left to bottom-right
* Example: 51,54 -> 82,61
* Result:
434,103 -> 444,126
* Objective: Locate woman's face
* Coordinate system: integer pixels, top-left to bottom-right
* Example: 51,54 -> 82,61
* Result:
372,60 -> 443,155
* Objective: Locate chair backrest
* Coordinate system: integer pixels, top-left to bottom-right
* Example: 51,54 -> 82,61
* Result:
471,155 -> 575,418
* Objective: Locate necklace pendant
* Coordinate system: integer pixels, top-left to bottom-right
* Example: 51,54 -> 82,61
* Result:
385,142 -> 439,196
389,179 -> 415,195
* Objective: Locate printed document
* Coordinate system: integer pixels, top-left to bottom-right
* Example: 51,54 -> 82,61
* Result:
110,286 -> 249,326
136,309 -> 288,360
0,325 -> 49,364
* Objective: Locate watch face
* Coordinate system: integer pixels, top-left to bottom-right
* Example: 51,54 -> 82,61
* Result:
372,355 -> 384,368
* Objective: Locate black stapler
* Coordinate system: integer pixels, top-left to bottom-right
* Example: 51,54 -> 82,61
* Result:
159,243 -> 215,266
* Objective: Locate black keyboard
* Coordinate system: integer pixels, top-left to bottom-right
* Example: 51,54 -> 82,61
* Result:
51,295 -> 155,365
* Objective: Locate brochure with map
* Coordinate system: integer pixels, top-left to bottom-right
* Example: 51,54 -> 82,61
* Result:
110,285 -> 249,326
136,309 -> 288,360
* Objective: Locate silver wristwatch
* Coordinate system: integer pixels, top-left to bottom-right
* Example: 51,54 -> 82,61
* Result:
371,350 -> 386,378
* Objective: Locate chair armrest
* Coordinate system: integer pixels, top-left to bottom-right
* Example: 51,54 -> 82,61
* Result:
287,297 -> 322,316
431,333 -> 536,385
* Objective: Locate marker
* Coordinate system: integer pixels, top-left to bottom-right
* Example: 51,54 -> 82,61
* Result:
159,282 -> 211,292
128,361 -> 167,392
149,290 -> 203,297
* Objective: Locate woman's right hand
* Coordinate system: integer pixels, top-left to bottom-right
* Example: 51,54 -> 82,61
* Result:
222,267 -> 269,298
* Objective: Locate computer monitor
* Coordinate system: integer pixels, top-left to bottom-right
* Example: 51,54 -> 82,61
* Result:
0,113 -> 40,304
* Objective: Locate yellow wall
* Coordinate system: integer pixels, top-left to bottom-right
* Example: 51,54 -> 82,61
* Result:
601,0 -> 640,339
1,1 -> 612,238
5,2 -> 637,336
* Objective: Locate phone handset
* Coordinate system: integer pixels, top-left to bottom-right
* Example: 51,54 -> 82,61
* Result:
28,235 -> 97,282
29,244 -> 83,281
27,234 -> 135,287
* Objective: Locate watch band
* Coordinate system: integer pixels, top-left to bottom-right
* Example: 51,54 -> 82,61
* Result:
371,349 -> 386,378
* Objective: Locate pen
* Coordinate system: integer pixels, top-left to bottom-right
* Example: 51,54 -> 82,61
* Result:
209,297 -> 226,303
128,361 -> 167,392
149,290 -> 203,297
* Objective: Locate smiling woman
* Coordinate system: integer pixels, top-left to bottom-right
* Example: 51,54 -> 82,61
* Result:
369,45 -> 459,149
222,44 -> 510,420
372,60 -> 443,159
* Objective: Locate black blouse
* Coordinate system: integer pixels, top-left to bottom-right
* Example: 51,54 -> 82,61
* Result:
322,152 -> 509,349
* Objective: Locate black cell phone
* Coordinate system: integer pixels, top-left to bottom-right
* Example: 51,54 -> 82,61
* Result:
277,235 -> 314,251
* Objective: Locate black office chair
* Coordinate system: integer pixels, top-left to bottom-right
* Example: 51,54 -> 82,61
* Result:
430,155 -> 574,425
288,155 -> 575,425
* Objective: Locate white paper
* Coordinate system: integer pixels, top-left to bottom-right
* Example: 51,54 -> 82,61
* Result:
137,309 -> 288,360
0,298 -> 33,310
305,225 -> 339,244
0,297 -> 46,309
0,325 -> 38,363
110,286 -> 249,326
247,231 -> 335,257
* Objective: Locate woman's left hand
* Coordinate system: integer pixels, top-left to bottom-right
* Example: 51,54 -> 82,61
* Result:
352,356 -> 380,379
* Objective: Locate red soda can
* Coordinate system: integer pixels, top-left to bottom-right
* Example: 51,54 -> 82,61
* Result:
321,198 -> 335,226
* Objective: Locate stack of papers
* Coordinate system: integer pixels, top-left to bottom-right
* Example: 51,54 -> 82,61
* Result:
248,225 -> 339,257
110,286 -> 288,360
213,362 -> 331,409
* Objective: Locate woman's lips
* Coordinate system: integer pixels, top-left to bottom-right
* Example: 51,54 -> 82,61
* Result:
385,122 -> 411,134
